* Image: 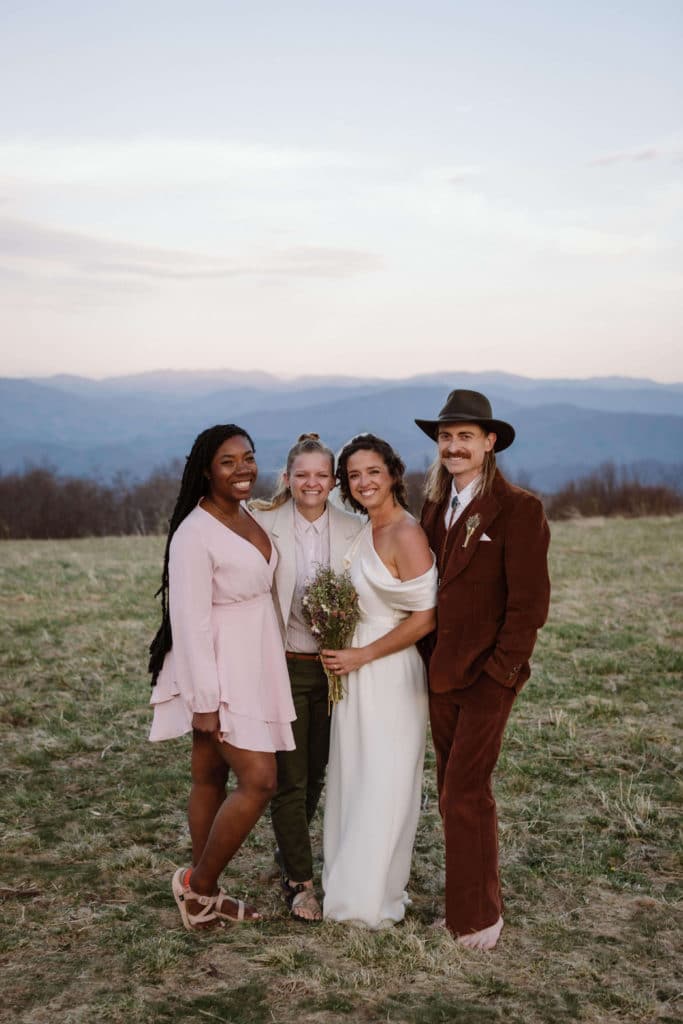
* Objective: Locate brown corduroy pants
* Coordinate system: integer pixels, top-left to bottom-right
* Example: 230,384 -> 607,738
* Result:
429,674 -> 516,936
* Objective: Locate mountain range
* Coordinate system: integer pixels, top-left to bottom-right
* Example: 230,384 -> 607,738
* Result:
1,370 -> 682,493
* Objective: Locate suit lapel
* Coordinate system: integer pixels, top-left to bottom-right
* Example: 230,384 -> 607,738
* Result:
441,491 -> 502,580
428,499 -> 449,575
270,503 -> 297,625
329,504 -> 363,572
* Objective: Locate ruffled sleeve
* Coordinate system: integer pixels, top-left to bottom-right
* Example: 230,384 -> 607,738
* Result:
167,520 -> 221,713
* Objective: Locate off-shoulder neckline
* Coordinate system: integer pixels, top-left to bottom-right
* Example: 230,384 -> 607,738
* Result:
363,522 -> 436,585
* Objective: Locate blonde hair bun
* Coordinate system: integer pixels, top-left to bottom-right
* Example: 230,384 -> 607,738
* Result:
255,433 -> 335,511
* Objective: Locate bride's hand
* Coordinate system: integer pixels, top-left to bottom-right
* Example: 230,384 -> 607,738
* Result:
321,647 -> 367,675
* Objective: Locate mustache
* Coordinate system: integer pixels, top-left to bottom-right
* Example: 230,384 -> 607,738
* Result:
444,450 -> 471,460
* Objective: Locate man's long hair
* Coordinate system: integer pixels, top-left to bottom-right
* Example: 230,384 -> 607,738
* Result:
148,423 -> 255,684
424,448 -> 497,504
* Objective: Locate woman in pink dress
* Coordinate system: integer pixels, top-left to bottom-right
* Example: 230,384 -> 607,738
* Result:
148,424 -> 295,931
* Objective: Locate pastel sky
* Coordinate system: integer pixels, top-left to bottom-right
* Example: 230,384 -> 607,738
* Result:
1,0 -> 681,381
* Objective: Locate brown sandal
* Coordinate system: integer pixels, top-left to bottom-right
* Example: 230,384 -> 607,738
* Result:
282,878 -> 322,923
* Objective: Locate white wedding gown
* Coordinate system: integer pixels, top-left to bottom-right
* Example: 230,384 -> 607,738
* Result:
322,523 -> 438,928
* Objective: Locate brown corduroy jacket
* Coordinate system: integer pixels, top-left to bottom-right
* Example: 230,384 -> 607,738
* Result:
420,469 -> 551,693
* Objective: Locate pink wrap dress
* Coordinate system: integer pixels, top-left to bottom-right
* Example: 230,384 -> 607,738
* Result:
149,505 -> 296,752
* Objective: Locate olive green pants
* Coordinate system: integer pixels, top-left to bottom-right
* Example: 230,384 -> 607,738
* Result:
271,657 -> 330,881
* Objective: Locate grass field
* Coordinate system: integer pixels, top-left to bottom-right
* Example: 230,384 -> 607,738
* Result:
1,517 -> 681,1024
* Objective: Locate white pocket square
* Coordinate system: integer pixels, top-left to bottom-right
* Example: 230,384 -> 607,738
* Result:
480,533 -> 492,542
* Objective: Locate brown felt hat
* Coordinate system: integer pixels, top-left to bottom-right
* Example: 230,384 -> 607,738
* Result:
414,389 -> 515,452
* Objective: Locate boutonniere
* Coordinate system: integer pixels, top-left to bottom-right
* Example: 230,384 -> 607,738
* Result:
462,513 -> 481,548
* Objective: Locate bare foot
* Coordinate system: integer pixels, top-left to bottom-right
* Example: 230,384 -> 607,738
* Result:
457,915 -> 503,951
285,879 -> 322,922
214,890 -> 261,922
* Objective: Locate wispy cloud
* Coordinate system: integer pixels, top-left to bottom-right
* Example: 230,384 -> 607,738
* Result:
0,140 -> 364,189
420,165 -> 482,189
387,175 -> 655,258
447,168 -> 482,185
588,146 -> 681,167
0,217 -> 381,282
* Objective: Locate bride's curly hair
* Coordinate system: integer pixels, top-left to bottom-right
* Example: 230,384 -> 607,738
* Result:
336,434 -> 409,513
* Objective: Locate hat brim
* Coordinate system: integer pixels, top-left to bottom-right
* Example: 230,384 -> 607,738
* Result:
414,415 -> 515,452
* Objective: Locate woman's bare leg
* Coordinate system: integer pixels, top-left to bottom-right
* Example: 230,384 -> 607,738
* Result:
189,729 -> 230,865
188,735 -> 277,898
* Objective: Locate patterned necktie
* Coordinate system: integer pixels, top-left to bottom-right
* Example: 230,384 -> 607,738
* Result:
447,494 -> 459,530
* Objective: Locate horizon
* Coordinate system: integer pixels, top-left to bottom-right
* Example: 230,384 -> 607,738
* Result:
5,367 -> 683,388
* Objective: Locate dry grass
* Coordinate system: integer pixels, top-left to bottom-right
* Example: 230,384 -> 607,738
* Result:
1,519 -> 681,1024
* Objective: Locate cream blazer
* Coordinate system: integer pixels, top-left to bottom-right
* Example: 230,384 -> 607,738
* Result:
251,499 -> 364,644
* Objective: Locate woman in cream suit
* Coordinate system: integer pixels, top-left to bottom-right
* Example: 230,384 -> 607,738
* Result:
251,433 -> 363,921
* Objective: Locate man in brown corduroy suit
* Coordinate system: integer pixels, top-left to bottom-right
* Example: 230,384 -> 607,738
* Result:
416,389 -> 550,950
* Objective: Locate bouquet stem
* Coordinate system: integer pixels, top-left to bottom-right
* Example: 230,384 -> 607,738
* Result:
323,667 -> 345,713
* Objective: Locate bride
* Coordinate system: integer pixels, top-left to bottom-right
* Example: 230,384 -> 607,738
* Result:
321,434 -> 437,928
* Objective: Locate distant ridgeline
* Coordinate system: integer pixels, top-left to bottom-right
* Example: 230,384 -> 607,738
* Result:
1,370 -> 682,497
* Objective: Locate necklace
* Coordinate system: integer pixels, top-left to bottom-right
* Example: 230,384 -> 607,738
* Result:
202,496 -> 271,562
202,497 -> 240,524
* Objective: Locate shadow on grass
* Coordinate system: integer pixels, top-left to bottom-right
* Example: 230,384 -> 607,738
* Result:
151,981 -> 270,1023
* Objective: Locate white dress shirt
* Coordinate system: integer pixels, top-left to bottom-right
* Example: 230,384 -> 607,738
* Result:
444,475 -> 482,530
286,505 -> 331,653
